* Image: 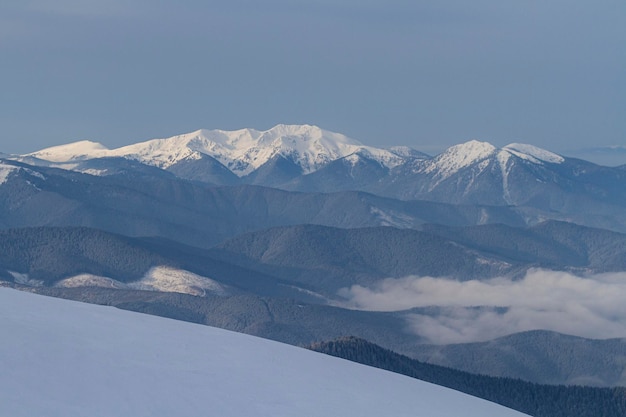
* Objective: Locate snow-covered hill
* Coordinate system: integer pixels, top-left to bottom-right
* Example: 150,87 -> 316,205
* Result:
0,288 -> 527,417
54,266 -> 227,297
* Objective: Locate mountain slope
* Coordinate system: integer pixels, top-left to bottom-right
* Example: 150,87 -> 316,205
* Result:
0,160 -> 527,247
0,226 -> 326,301
0,288 -> 527,417
420,220 -> 626,272
211,224 -> 519,295
24,285 -> 423,351
210,222 -> 626,298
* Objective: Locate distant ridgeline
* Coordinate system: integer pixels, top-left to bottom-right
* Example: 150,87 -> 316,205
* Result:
6,124 -> 626,233
309,337 -> 626,417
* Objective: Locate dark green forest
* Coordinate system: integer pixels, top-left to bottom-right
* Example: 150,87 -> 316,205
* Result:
310,337 -> 626,417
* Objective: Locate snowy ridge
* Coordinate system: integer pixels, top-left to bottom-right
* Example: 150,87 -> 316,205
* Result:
0,288 -> 528,417
504,143 -> 564,164
128,266 -> 226,296
27,125 -> 407,176
0,162 -> 18,185
28,140 -> 109,162
0,161 -> 47,185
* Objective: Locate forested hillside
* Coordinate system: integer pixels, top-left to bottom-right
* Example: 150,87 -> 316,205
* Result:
310,337 -> 626,417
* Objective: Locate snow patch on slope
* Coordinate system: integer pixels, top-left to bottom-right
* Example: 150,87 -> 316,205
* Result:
0,161 -> 48,186
8,271 -> 44,287
55,274 -> 127,289
0,288 -> 529,417
370,207 -> 415,228
0,162 -> 18,184
55,267 -> 226,297
128,266 -> 226,296
496,151 -> 513,204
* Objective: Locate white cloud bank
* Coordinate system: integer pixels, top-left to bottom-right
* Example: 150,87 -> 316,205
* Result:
338,269 -> 626,344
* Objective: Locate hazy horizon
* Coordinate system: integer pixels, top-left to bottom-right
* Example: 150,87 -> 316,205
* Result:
1,1 -> 624,161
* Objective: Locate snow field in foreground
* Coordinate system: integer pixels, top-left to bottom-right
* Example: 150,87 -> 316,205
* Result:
0,288 -> 527,417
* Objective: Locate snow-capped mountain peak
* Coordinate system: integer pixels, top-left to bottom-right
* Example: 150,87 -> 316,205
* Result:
24,124 -> 406,176
423,140 -> 497,178
504,143 -> 565,164
28,140 -> 109,162
417,140 -> 566,182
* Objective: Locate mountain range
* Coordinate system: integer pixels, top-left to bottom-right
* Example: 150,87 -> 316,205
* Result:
3,125 -> 626,412
8,124 -> 626,233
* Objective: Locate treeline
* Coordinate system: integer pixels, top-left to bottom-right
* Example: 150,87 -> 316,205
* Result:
309,337 -> 626,417
0,227 -> 170,283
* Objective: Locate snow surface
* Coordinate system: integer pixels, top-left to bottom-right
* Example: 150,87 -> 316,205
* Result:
0,288 -> 528,417
26,125 -> 406,176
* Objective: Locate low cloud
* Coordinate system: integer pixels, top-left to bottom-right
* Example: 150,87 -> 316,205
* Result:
338,269 -> 626,344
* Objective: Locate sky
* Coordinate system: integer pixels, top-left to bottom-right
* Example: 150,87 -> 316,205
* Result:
1,0 -> 624,157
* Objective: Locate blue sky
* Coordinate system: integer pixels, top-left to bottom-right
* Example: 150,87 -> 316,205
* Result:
1,0 -> 624,157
